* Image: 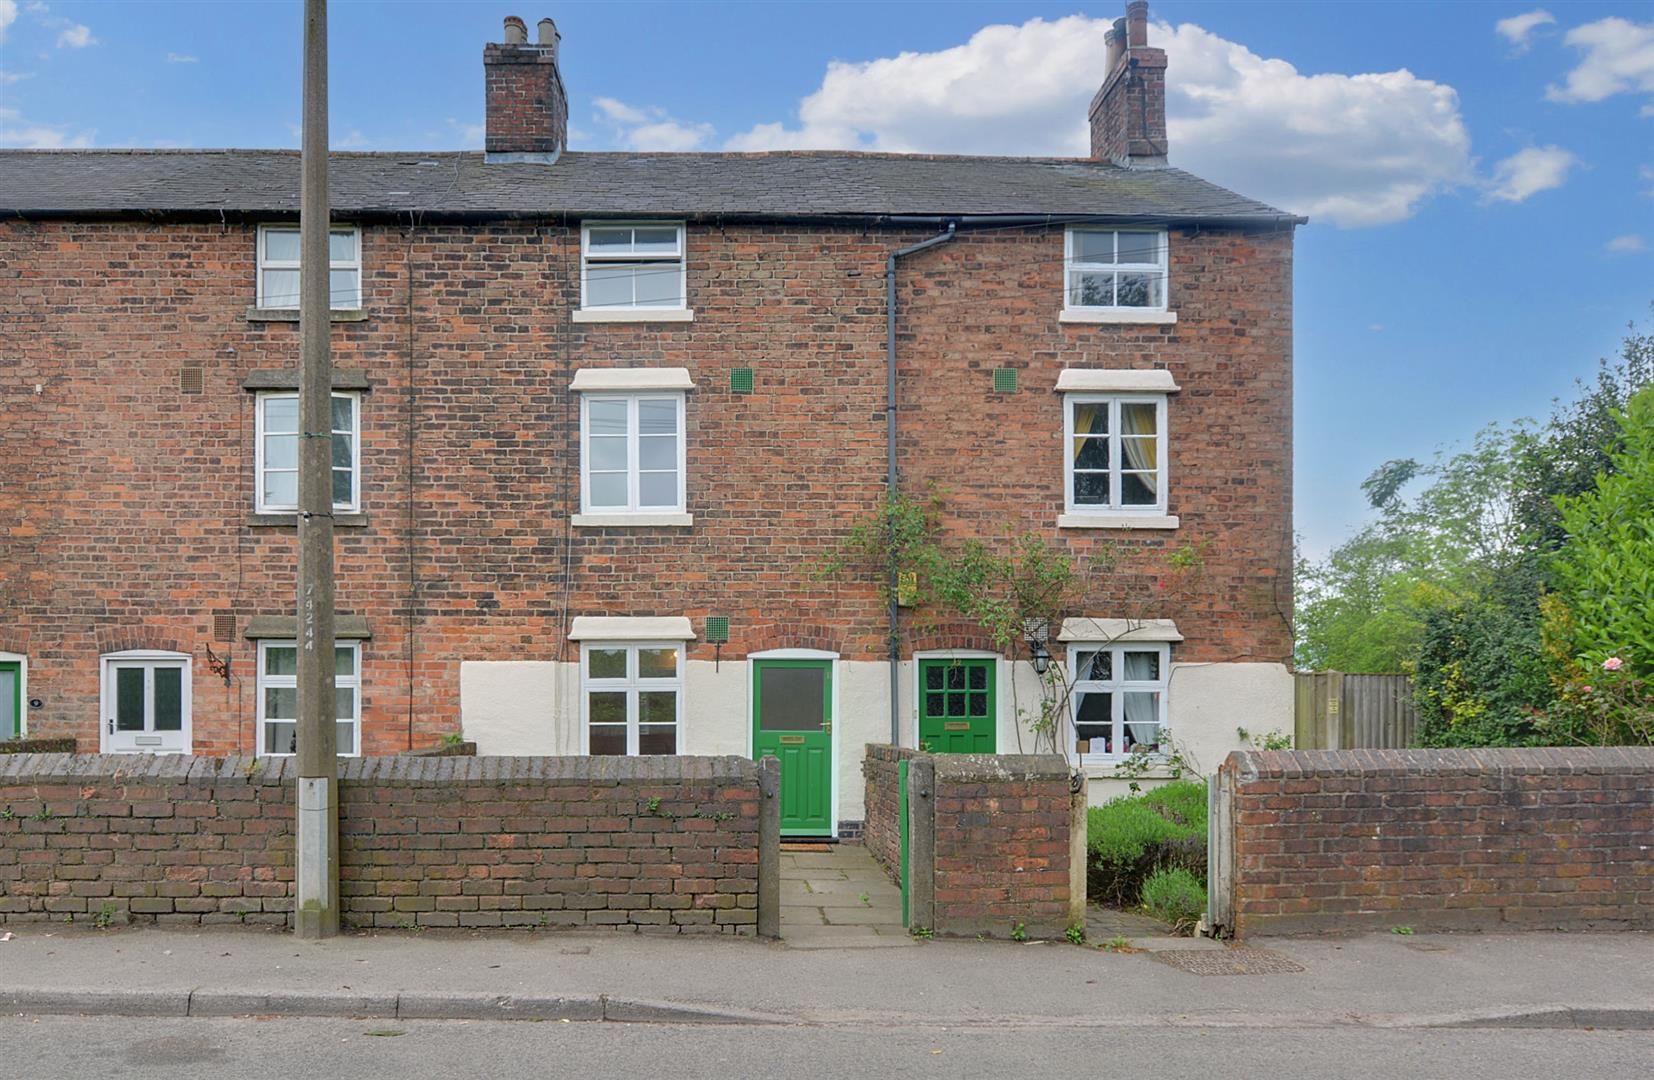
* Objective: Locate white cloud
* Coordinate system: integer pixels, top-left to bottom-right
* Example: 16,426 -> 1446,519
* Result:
1484,145 -> 1580,202
337,129 -> 369,149
0,69 -> 30,84
0,0 -> 15,41
1546,17 -> 1654,106
55,22 -> 91,48
165,52 -> 197,64
1606,233 -> 1647,253
722,16 -> 1473,227
0,104 -> 92,148
593,97 -> 713,152
1495,10 -> 1555,54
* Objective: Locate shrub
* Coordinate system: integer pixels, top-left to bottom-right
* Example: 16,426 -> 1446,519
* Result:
1086,780 -> 1207,908
1140,866 -> 1206,928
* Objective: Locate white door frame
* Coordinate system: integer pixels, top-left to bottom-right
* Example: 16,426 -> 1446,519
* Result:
99,650 -> 193,754
0,651 -> 26,739
747,648 -> 840,839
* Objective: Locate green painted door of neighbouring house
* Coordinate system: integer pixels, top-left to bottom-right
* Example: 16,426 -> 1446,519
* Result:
0,660 -> 19,739
918,659 -> 995,753
752,659 -> 833,836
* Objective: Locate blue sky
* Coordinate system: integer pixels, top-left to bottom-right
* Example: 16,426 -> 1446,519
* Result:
3,1 -> 1651,556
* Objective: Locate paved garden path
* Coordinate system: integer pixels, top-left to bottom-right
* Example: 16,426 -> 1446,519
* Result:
779,844 -> 911,949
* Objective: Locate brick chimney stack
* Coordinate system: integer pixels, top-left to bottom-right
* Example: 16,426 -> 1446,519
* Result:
484,15 -> 567,164
1088,0 -> 1168,167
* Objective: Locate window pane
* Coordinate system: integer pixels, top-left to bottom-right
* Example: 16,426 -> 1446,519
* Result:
1069,271 -> 1113,307
1123,692 -> 1160,750
925,693 -> 944,716
1073,437 -> 1110,471
328,229 -> 357,262
265,721 -> 297,755
638,690 -> 676,724
329,268 -> 360,308
1071,230 -> 1114,263
265,646 -> 297,676
589,435 -> 628,471
588,472 -> 627,508
1072,472 -> 1110,505
587,649 -> 626,679
1121,471 -> 1158,505
1073,690 -> 1112,754
264,433 -> 298,469
968,665 -> 987,690
262,268 -> 300,307
587,227 -> 631,251
758,666 -> 826,732
638,724 -> 676,755
331,395 -> 354,432
329,432 -> 353,469
946,665 -> 965,690
632,261 -> 681,306
967,693 -> 988,717
263,396 -> 299,433
335,721 -> 356,755
335,687 -> 355,722
924,666 -> 944,691
638,471 -> 677,507
637,399 -> 678,435
1081,650 -> 1112,681
1123,651 -> 1161,681
586,265 -> 633,308
265,685 -> 297,721
150,667 -> 179,731
589,725 -> 626,756
1116,232 -> 1159,264
1072,402 -> 1108,436
264,229 -> 301,262
638,435 -> 676,470
115,667 -> 145,731
946,694 -> 966,717
335,646 -> 356,677
1120,403 -> 1157,437
638,648 -> 677,679
1115,273 -> 1160,308
632,227 -> 679,253
588,691 -> 627,725
264,471 -> 298,508
588,399 -> 629,436
331,467 -> 354,506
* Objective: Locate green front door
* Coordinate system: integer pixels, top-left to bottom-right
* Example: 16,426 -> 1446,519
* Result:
0,660 -> 19,739
752,659 -> 833,836
918,659 -> 996,753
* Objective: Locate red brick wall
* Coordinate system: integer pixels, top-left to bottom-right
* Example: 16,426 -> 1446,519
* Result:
0,753 -> 766,933
0,214 -> 1292,753
1217,749 -> 1654,937
861,743 -> 918,883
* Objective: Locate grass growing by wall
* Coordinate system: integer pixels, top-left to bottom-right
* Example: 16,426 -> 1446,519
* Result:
1086,780 -> 1207,909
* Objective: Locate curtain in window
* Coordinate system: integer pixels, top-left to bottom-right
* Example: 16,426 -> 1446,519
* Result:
1120,402 -> 1157,471
1122,651 -> 1160,748
1072,403 -> 1105,462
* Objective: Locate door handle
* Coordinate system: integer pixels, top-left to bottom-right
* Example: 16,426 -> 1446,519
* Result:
108,717 -> 115,734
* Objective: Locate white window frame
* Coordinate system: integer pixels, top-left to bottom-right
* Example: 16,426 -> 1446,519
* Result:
579,221 -> 687,312
1063,227 -> 1168,313
256,224 -> 363,310
1068,642 -> 1170,766
578,392 -> 687,515
1064,393 -> 1169,515
254,390 -> 362,514
579,641 -> 685,756
255,639 -> 361,757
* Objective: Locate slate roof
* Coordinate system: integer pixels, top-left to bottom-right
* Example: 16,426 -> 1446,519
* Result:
0,149 -> 1301,226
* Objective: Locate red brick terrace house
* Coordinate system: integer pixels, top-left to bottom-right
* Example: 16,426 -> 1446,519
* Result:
0,3 -> 1299,837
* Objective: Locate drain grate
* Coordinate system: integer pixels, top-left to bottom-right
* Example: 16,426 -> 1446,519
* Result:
1150,948 -> 1305,976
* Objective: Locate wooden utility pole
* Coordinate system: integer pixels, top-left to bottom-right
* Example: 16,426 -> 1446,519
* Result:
294,0 -> 339,940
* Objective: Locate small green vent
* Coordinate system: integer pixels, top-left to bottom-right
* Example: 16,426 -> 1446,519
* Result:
730,368 -> 755,394
992,367 -> 1019,393
704,616 -> 730,643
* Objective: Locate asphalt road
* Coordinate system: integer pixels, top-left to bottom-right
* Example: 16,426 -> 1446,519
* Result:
5,1016 -> 1651,1080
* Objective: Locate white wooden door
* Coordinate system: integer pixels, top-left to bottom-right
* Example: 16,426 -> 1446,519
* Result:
101,655 -> 191,754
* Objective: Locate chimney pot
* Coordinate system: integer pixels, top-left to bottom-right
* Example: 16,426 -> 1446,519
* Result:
537,18 -> 559,48
1089,2 -> 1167,167
1126,1 -> 1149,48
1104,22 -> 1125,74
502,16 -> 527,45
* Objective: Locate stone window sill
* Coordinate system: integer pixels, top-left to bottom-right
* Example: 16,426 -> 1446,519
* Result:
1059,309 -> 1178,326
572,308 -> 694,324
571,512 -> 693,528
1057,513 -> 1179,530
246,512 -> 370,528
246,307 -> 369,323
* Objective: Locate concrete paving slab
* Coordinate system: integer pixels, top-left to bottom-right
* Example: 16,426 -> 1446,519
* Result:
821,908 -> 905,927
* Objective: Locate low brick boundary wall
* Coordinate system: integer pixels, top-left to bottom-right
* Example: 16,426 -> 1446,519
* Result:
862,745 -> 1084,940
0,753 -> 779,935
1211,748 -> 1654,938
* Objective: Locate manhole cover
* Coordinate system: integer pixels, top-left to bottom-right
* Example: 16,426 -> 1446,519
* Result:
1150,948 -> 1305,976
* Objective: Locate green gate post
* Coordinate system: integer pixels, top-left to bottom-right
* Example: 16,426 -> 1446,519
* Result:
898,758 -> 910,927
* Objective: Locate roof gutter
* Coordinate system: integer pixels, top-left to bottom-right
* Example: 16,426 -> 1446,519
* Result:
884,220 -> 957,748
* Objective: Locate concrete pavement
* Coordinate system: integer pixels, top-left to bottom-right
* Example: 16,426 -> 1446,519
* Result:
0,920 -> 1650,1030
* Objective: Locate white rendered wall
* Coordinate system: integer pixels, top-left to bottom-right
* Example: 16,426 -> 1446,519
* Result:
458,661 -> 569,756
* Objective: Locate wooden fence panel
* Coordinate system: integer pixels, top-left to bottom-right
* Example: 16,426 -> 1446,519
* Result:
1293,672 -> 1416,750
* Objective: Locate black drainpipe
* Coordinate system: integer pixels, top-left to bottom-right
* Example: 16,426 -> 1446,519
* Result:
885,220 -> 956,746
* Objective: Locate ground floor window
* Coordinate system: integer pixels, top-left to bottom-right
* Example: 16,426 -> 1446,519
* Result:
581,642 -> 681,755
1069,642 -> 1169,763
257,640 -> 361,756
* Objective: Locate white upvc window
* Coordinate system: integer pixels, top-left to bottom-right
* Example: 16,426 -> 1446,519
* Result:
1069,642 -> 1170,764
257,640 -> 361,756
580,392 -> 686,514
1065,394 -> 1168,513
257,224 -> 363,310
1065,228 -> 1168,312
255,391 -> 361,513
580,642 -> 683,755
580,222 -> 686,311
